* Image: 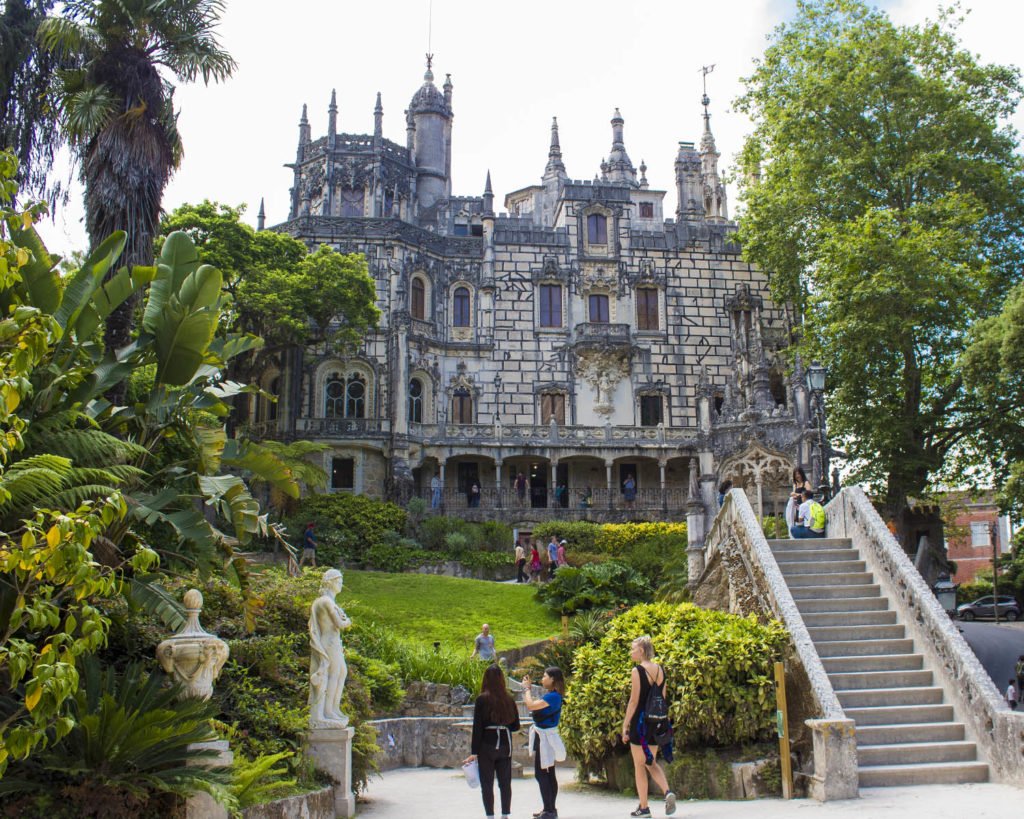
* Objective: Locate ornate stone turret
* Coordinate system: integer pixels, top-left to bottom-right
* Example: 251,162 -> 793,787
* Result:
409,56 -> 453,215
543,117 -> 568,181
674,140 -> 703,221
605,108 -> 637,186
699,91 -> 728,220
297,103 -> 311,161
156,589 -> 229,700
327,89 -> 338,149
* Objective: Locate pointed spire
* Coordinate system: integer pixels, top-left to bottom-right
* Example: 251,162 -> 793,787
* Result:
544,116 -> 567,180
374,91 -> 383,139
296,103 -> 311,161
300,103 -> 309,126
327,89 -> 338,148
257,198 -> 265,231
604,108 -> 637,186
483,170 -> 494,216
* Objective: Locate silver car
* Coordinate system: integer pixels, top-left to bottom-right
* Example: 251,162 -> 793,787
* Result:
957,595 -> 1021,621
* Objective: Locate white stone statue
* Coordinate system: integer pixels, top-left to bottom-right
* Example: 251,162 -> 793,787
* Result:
309,569 -> 352,728
156,589 -> 229,700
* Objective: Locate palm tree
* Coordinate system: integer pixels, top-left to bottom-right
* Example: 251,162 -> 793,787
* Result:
39,0 -> 235,354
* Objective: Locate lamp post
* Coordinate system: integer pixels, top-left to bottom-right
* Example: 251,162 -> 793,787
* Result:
493,373 -> 503,424
806,361 -> 830,501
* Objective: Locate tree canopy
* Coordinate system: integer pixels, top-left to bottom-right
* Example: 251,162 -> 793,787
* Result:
735,0 -> 1024,513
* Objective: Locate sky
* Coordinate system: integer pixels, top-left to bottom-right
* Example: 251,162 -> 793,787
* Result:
35,0 -> 1024,255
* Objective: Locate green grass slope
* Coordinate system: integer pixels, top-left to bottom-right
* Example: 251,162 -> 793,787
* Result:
341,571 -> 558,654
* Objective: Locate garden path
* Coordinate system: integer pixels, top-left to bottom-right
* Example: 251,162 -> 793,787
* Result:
357,766 -> 1017,818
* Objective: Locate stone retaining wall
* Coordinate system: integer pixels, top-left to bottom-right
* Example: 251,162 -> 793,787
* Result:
241,786 -> 335,819
372,716 -> 470,770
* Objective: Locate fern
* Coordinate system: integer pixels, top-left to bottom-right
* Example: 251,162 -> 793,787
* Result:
230,751 -> 296,810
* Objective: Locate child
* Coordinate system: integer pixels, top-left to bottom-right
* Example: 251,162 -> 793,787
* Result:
1007,679 -> 1019,710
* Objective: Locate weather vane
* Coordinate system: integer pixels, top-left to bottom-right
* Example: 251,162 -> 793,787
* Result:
700,64 -> 716,110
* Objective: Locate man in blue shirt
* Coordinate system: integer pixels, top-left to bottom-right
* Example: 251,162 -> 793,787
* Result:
547,537 -> 559,580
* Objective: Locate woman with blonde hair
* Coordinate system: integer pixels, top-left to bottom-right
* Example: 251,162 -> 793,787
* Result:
622,636 -> 676,817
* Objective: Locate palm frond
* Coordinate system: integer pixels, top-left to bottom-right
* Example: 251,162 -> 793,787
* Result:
61,84 -> 118,144
51,484 -> 122,510
124,576 -> 186,632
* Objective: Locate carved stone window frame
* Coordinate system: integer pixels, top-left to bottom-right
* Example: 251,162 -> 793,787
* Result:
316,359 -> 376,419
450,281 -> 475,341
410,272 -> 432,320
580,203 -> 615,258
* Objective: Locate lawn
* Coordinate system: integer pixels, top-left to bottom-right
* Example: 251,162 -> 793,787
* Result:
340,571 -> 559,654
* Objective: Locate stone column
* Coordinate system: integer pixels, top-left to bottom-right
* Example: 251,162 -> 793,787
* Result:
306,726 -> 357,818
550,461 -> 558,509
605,461 -> 614,510
439,462 -> 447,511
494,460 -> 503,508
686,458 -> 706,588
659,460 -> 667,513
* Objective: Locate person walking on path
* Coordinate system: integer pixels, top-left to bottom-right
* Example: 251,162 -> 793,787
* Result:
515,539 -> 527,583
472,624 -> 497,662
464,664 -> 521,819
622,636 -> 676,817
547,536 -> 559,580
431,473 -> 442,508
529,545 -> 543,584
523,667 -> 566,819
556,540 -> 567,568
1007,679 -> 1019,710
299,522 -> 317,567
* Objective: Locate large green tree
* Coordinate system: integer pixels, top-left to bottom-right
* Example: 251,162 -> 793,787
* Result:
160,202 -> 380,425
736,0 -> 1024,514
38,0 -> 235,353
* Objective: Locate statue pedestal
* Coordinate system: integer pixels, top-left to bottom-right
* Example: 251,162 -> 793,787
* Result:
307,726 -> 356,818
185,740 -> 232,819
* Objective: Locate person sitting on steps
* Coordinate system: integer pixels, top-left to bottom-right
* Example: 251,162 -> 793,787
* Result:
789,488 -> 826,539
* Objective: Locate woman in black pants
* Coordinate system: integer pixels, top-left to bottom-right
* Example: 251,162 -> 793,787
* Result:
465,664 -> 520,819
523,667 -> 566,819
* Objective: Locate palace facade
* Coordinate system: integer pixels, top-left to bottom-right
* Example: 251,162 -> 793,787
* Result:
255,60 -> 828,543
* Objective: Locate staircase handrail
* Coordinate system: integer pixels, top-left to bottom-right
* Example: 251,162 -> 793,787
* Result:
827,486 -> 1024,785
704,489 -> 858,800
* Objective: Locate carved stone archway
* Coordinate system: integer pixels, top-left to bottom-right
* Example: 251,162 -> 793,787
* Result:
718,444 -> 792,522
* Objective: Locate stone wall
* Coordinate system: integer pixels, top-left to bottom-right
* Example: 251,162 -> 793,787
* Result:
372,716 -> 470,770
241,787 -> 335,819
398,681 -> 471,717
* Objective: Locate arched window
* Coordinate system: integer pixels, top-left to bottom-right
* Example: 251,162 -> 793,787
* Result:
452,387 -> 473,424
587,213 -> 608,244
453,287 -> 471,327
411,278 -> 426,320
325,373 -> 345,418
345,373 -> 366,418
409,378 -> 423,423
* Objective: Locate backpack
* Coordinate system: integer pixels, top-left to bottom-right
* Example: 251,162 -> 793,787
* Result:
809,500 -> 826,531
641,667 -> 672,746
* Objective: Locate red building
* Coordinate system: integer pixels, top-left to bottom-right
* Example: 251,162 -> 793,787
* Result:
942,491 -> 1015,584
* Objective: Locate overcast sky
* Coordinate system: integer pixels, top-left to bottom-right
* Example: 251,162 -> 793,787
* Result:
35,0 -> 1024,255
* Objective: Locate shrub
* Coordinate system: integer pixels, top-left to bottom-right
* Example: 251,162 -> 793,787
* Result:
536,561 -> 651,615
531,520 -> 601,552
292,494 -> 407,564
593,521 -> 687,554
562,602 -> 789,776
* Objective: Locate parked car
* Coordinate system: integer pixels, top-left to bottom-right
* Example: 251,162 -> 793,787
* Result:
957,595 -> 1021,621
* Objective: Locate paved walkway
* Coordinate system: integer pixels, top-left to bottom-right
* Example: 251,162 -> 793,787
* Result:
357,767 -> 1019,819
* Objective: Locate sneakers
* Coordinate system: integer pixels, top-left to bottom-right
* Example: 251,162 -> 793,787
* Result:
532,812 -> 557,819
665,791 -> 677,815
630,807 -> 652,818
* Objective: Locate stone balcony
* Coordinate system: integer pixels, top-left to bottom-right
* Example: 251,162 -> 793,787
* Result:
249,418 -> 698,450
571,322 -> 633,351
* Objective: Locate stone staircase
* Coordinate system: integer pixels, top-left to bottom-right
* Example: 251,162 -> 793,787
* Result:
768,536 -> 989,788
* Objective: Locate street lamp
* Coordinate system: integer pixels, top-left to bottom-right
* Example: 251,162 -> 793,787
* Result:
806,361 -> 829,500
493,373 -> 503,424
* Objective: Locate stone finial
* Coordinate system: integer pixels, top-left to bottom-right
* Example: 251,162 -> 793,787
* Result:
374,91 -> 383,139
328,89 -> 338,147
257,197 -> 266,231
156,589 -> 229,700
544,116 -> 567,180
483,170 -> 494,215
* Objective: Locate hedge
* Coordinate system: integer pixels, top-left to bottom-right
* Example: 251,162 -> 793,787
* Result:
562,602 -> 789,775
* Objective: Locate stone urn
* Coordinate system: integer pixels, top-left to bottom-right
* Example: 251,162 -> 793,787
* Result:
156,589 -> 229,700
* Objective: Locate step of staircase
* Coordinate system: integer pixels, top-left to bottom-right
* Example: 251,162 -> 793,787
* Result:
821,653 -> 925,673
802,610 -> 897,627
771,534 -> 987,788
858,761 -> 988,787
789,584 -> 881,600
777,559 -> 867,575
836,686 -> 944,708
829,669 -> 932,690
857,740 -> 977,766
797,596 -> 888,613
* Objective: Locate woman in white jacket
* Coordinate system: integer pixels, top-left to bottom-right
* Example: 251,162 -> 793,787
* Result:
522,667 -> 565,819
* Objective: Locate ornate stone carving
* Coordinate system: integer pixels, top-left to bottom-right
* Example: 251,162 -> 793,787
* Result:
575,348 -> 630,417
156,589 -> 229,700
309,569 -> 352,729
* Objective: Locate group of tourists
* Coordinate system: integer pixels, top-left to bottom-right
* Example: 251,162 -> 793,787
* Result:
514,536 -> 568,584
718,467 -> 828,539
463,635 -> 676,819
